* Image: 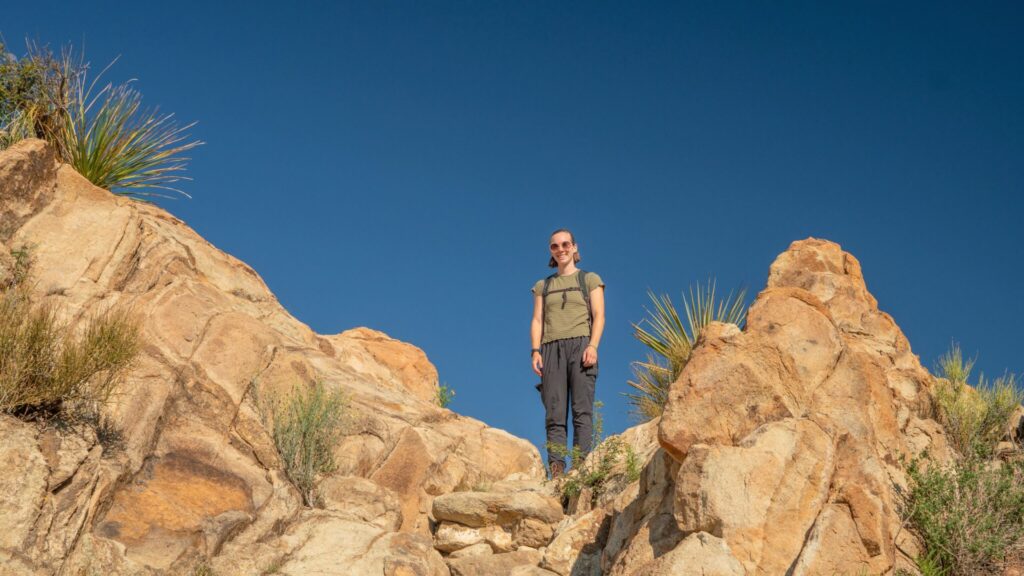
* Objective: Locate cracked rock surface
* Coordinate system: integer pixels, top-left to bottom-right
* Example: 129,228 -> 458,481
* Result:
0,140 -> 953,575
0,140 -> 543,575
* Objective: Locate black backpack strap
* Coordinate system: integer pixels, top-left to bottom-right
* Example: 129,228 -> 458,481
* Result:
576,270 -> 592,332
540,274 -> 557,344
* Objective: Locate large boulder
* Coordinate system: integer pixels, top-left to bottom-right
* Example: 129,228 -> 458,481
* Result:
655,238 -> 951,574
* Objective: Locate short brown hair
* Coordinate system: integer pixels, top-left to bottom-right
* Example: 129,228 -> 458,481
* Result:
548,228 -> 581,268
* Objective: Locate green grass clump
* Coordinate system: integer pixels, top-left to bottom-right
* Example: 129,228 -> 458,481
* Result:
934,343 -> 1023,457
904,454 -> 1024,576
0,248 -> 140,417
0,40 -> 201,197
625,280 -> 747,421
436,382 -> 456,408
259,380 -> 346,507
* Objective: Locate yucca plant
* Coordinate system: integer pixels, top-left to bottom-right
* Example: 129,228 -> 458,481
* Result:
53,49 -> 202,198
1,41 -> 201,197
625,280 -> 748,421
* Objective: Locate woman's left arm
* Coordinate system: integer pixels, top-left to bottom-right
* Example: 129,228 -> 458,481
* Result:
583,286 -> 605,367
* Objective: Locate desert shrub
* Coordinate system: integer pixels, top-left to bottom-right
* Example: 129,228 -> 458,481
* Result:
934,343 -> 1023,457
259,380 -> 346,506
625,280 -> 747,421
0,251 -> 140,416
0,41 -> 201,196
436,382 -> 455,408
904,454 -> 1024,575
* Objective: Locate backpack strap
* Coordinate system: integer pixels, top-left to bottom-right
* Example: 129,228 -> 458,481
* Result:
540,273 -> 557,344
576,270 -> 592,332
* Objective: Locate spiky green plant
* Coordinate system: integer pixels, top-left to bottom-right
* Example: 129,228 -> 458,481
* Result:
625,281 -> 747,421
0,41 -> 201,197
934,343 -> 1024,457
53,49 -> 202,198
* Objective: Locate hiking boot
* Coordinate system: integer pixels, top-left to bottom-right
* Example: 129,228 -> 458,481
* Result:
549,460 -> 565,480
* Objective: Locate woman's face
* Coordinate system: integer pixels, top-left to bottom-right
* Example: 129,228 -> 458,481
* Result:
549,232 -> 576,267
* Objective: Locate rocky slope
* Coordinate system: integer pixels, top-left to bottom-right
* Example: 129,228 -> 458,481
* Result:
0,139 -> 955,575
0,139 -> 543,575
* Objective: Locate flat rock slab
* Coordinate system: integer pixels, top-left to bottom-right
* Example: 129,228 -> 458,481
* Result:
447,549 -> 543,576
433,491 -> 563,528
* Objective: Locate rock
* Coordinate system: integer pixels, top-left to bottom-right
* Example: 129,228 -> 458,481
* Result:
674,419 -> 833,575
0,139 -> 57,240
509,566 -> 561,576
652,238 -> 951,574
513,517 -> 555,549
0,416 -> 47,551
336,327 -> 440,404
267,512 -> 447,576
448,542 -> 493,559
447,548 -> 543,576
434,522 -> 484,553
319,475 -> 403,531
541,508 -> 610,576
432,490 -> 563,528
643,532 -> 745,575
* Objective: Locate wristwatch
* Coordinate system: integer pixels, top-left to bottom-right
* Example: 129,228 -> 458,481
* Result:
531,348 -> 541,356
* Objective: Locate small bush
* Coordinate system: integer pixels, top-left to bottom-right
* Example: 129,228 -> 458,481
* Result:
259,380 -> 346,506
0,254 -> 140,416
436,382 -> 455,408
626,280 -> 747,421
934,343 -> 1023,457
903,454 -> 1024,575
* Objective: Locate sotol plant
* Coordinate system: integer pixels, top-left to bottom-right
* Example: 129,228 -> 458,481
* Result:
0,41 -> 201,197
625,280 -> 747,421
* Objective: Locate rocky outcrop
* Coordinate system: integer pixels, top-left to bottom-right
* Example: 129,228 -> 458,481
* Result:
0,139 -> 543,575
0,139 -> 956,575
651,238 -> 952,575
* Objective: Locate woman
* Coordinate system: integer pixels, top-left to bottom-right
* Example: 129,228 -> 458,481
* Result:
531,229 -> 605,479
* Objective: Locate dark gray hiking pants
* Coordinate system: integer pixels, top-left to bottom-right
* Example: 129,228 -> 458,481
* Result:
541,336 -> 598,465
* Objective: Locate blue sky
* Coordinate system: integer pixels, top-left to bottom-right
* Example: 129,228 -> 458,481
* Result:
5,1 -> 1023,454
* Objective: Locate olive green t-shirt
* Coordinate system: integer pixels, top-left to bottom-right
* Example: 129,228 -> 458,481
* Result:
532,271 -> 605,344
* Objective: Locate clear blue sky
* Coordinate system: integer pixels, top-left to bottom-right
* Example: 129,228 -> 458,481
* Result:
6,2 -> 1023,454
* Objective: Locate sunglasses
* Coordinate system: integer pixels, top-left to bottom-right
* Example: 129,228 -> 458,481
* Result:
549,241 -> 574,251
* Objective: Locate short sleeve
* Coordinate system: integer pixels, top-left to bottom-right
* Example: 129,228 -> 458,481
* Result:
587,273 -> 605,292
532,279 -> 544,296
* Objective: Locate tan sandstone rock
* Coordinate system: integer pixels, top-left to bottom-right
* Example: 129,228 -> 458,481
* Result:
542,508 -> 610,576
448,548 -> 543,576
319,475 -> 403,531
432,490 -> 563,528
654,238 -> 951,575
0,139 -> 545,573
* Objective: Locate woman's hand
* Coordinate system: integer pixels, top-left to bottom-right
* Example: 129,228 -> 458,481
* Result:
582,345 -> 598,367
532,351 -> 543,376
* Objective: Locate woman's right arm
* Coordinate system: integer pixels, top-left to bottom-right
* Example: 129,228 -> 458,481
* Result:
531,293 -> 544,375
